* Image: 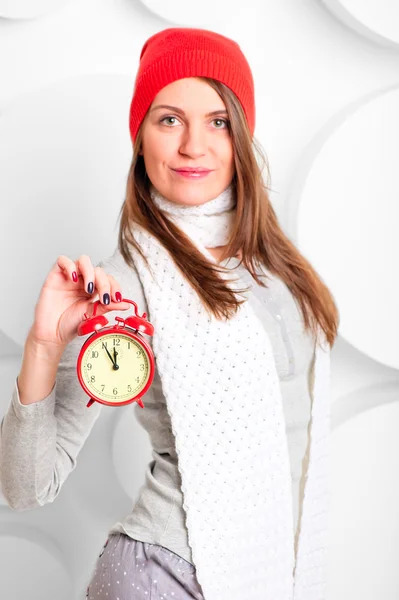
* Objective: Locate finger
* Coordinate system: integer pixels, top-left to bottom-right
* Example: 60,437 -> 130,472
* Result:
75,254 -> 96,295
106,273 -> 125,304
55,255 -> 80,284
93,265 -> 114,306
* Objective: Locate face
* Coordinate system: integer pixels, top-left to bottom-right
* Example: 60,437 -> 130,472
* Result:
139,77 -> 235,207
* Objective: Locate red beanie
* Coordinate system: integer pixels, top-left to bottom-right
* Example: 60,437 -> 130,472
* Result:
128,27 -> 255,143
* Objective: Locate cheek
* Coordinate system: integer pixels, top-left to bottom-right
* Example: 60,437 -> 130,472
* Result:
145,134 -> 173,164
219,139 -> 234,168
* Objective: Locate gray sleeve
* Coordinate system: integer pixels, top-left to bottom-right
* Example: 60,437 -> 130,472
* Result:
0,255 -> 147,511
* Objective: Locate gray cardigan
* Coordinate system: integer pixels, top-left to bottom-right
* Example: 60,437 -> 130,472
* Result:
0,248 -> 315,565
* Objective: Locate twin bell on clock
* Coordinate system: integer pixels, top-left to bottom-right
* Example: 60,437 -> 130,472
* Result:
76,298 -> 155,409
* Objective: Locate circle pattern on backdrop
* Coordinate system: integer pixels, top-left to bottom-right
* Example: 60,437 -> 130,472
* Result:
137,0 -> 237,28
322,0 -> 399,47
0,74 -> 134,346
0,0 -> 71,20
293,87 -> 399,370
329,395 -> 399,598
0,526 -> 73,600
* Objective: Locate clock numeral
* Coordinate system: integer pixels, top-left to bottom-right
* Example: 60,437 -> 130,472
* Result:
135,376 -> 140,383
127,384 -> 132,393
113,387 -> 118,395
136,350 -> 142,357
87,363 -> 92,370
101,385 -> 105,392
140,364 -> 144,371
90,375 -> 96,383
91,351 -> 99,358
113,338 -> 121,346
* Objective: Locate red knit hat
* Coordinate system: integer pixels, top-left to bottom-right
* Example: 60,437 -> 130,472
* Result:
128,27 -> 255,143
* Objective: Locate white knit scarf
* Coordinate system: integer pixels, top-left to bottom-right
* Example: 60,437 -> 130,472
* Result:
127,183 -> 321,600
148,182 -> 237,248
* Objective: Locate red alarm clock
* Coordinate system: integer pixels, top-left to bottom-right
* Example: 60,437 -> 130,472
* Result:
76,298 -> 155,409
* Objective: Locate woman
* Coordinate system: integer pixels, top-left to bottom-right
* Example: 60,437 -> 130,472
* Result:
0,27 -> 339,600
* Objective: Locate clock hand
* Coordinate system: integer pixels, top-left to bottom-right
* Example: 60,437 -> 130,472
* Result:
102,343 -> 116,367
113,348 -> 119,368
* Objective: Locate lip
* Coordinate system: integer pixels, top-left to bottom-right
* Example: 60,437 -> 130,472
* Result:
171,167 -> 213,179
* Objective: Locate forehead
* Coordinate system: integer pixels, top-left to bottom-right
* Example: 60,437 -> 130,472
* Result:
151,78 -> 226,112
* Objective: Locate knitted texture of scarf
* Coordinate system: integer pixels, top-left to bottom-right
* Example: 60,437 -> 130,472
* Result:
148,182 -> 237,248
127,183 -> 331,600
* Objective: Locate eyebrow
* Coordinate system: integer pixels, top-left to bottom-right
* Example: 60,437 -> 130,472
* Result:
150,104 -> 228,117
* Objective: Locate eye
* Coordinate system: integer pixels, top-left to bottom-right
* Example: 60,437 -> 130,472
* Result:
159,116 -> 180,126
159,116 -> 230,129
212,118 -> 229,129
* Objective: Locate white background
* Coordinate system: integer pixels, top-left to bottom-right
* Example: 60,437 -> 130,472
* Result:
0,0 -> 399,598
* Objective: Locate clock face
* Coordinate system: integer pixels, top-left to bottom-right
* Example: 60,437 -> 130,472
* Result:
80,332 -> 151,405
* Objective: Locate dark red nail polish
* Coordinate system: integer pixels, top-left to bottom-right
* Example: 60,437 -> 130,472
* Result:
72,271 -> 78,282
115,292 -> 122,302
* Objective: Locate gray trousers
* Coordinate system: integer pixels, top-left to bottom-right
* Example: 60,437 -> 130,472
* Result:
86,533 -> 205,599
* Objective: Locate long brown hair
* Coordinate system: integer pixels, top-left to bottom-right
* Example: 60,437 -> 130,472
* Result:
117,77 -> 339,350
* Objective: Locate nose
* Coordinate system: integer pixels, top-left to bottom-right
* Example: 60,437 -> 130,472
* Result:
178,123 -> 207,158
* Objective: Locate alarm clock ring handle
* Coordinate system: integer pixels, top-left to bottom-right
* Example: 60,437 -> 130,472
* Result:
77,298 -> 154,337
118,299 -> 154,336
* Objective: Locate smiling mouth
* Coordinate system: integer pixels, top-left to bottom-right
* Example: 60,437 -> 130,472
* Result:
172,168 -> 212,172
172,170 -> 212,179
171,168 -> 214,179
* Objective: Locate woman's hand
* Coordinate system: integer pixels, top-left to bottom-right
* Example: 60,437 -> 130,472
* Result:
30,254 -> 131,347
